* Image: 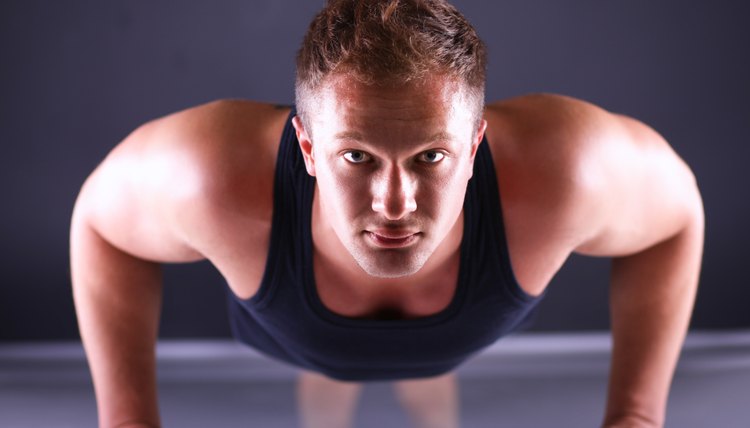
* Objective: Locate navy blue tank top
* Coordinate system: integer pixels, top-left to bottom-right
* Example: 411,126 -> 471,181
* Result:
227,108 -> 546,381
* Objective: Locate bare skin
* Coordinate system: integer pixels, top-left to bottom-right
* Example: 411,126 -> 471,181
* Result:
70,75 -> 703,428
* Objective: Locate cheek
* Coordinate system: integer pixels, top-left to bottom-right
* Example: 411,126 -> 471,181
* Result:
419,169 -> 470,215
316,163 -> 370,214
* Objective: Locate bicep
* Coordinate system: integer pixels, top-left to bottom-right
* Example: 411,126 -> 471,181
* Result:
573,114 -> 703,257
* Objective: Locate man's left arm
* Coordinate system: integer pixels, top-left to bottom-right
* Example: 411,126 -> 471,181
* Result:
572,112 -> 705,428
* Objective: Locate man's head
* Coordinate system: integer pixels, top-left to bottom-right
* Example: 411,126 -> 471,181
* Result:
292,0 -> 488,279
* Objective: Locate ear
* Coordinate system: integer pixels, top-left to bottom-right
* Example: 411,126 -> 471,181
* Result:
468,119 -> 488,179
292,115 -> 316,176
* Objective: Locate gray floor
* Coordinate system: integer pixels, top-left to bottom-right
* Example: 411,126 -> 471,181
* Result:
1,331 -> 749,428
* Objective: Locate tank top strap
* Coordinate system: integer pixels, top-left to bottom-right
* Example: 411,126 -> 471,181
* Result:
464,135 -> 544,303
248,106 -> 312,307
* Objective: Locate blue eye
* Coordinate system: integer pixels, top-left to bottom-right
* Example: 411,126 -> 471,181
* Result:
420,151 -> 445,163
343,151 -> 370,164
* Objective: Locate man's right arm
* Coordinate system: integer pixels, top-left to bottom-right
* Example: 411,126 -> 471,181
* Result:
70,216 -> 164,428
70,112 -> 207,428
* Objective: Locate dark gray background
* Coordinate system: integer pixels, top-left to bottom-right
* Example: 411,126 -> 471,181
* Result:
1,1 -> 748,341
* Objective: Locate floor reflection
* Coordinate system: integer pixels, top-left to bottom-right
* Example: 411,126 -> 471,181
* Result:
1,332 -> 749,428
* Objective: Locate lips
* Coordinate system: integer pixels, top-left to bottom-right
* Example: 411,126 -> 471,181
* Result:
366,230 -> 420,248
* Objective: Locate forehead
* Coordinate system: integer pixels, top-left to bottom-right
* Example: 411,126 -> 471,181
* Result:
308,74 -> 474,145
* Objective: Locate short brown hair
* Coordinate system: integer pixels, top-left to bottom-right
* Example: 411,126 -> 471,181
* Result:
295,0 -> 487,128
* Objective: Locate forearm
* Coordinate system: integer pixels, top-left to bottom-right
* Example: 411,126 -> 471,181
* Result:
71,220 -> 163,428
602,214 -> 704,427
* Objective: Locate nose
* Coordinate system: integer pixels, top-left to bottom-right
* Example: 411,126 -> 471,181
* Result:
371,165 -> 417,220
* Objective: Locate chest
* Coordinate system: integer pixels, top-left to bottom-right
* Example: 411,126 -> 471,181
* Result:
312,252 -> 461,320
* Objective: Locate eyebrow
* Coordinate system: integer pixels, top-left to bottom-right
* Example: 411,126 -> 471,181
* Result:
333,131 -> 455,147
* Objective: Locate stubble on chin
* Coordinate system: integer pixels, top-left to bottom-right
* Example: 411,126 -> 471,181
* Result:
347,240 -> 432,279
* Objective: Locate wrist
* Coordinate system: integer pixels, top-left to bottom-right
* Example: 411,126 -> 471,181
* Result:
602,414 -> 662,428
112,421 -> 160,428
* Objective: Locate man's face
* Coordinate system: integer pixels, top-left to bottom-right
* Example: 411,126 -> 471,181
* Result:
293,75 -> 486,278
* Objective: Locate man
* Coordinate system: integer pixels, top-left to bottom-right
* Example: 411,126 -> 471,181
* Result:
69,0 -> 704,427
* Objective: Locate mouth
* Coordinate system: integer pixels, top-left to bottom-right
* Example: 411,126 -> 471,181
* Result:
366,231 -> 420,248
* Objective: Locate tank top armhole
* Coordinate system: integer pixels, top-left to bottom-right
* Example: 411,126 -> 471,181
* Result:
245,107 -> 297,308
480,138 -> 547,303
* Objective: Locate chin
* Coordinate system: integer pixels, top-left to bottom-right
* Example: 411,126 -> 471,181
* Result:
350,246 -> 432,279
359,264 -> 421,279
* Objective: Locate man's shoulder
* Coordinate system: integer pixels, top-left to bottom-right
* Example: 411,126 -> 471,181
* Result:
145,99 -> 291,155
481,94 -> 624,294
139,99 -> 290,198
485,93 -> 613,149
483,93 -> 613,204
126,99 -> 290,248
